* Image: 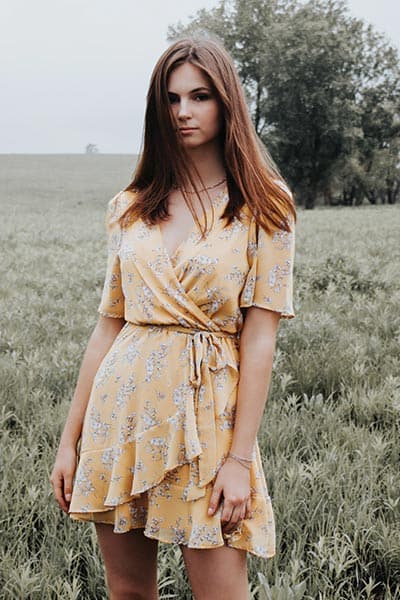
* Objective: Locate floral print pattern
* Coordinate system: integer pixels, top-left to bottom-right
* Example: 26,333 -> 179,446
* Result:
69,187 -> 295,559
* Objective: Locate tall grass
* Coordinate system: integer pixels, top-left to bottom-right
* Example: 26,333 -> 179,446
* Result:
0,155 -> 399,599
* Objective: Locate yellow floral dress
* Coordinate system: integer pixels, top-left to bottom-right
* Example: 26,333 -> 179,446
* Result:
69,186 -> 295,559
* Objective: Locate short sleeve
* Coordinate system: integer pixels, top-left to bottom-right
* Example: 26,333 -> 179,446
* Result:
239,214 -> 295,319
97,192 -> 126,319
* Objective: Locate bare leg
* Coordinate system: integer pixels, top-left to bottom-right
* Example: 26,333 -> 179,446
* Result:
95,523 -> 159,600
179,544 -> 249,600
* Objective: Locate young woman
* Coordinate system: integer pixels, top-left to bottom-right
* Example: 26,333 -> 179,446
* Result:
51,37 -> 296,599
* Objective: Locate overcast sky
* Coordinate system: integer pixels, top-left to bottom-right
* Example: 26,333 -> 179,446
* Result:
1,0 -> 399,154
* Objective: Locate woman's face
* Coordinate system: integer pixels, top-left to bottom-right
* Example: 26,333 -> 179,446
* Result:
167,62 -> 223,151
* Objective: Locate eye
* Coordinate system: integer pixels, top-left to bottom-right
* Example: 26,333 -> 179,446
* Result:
168,93 -> 179,104
194,93 -> 210,102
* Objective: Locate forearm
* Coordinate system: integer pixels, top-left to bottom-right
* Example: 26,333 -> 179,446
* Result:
230,311 -> 279,458
58,316 -> 126,450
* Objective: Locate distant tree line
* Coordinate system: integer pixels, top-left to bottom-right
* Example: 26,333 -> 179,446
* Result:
168,0 -> 400,208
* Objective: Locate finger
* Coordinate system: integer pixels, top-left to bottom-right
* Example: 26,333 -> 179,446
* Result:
63,474 -> 73,504
223,504 -> 243,532
208,486 -> 223,516
52,475 -> 68,513
223,514 -> 242,535
221,500 -> 234,524
245,496 -> 252,518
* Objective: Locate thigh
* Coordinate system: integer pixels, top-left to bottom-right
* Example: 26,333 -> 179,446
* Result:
179,544 -> 249,600
95,523 -> 159,599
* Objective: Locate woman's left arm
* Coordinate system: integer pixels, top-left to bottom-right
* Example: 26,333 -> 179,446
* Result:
207,306 -> 281,533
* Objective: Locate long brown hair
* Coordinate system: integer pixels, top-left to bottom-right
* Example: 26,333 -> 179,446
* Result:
120,37 -> 296,234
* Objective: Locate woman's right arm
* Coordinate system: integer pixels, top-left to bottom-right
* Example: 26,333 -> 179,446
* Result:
50,314 -> 126,513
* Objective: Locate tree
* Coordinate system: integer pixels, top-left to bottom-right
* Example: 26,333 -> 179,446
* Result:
168,0 -> 400,207
85,144 -> 99,154
355,28 -> 400,204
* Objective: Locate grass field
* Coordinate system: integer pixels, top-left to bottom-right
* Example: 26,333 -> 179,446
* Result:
0,155 -> 399,599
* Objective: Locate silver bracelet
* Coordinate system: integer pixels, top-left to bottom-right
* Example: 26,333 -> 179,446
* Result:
228,451 -> 252,463
227,452 -> 252,470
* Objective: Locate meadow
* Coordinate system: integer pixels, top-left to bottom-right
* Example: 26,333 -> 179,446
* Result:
0,154 -> 399,599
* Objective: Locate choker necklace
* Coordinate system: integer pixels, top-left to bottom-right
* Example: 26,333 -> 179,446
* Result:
175,177 -> 227,194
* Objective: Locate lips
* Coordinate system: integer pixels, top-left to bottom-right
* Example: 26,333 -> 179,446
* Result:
179,128 -> 197,132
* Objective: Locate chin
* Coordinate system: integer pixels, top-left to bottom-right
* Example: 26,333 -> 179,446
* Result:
183,137 -> 215,149
182,140 -> 203,149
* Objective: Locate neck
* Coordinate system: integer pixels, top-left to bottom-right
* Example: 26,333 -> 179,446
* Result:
185,141 -> 226,188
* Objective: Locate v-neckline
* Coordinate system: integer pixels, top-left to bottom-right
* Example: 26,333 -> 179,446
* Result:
157,187 -> 228,264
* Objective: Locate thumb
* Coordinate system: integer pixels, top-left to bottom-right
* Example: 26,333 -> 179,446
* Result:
208,485 -> 222,516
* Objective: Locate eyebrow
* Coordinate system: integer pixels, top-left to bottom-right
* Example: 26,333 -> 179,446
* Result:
167,86 -> 212,95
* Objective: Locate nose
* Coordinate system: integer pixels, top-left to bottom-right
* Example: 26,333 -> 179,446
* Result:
177,98 -> 192,120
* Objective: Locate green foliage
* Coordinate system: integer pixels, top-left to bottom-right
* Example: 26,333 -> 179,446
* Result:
257,572 -> 307,599
168,0 -> 400,208
1,156 -> 400,598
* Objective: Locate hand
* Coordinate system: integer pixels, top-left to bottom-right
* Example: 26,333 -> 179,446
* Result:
50,445 -> 77,513
207,457 -> 252,534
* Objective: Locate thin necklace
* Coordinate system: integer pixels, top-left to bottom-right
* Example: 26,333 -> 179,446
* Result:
176,177 -> 226,194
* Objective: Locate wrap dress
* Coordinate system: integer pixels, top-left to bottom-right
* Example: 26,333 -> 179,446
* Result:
68,186 -> 295,559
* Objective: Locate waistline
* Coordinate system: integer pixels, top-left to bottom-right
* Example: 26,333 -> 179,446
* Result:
126,321 -> 238,339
